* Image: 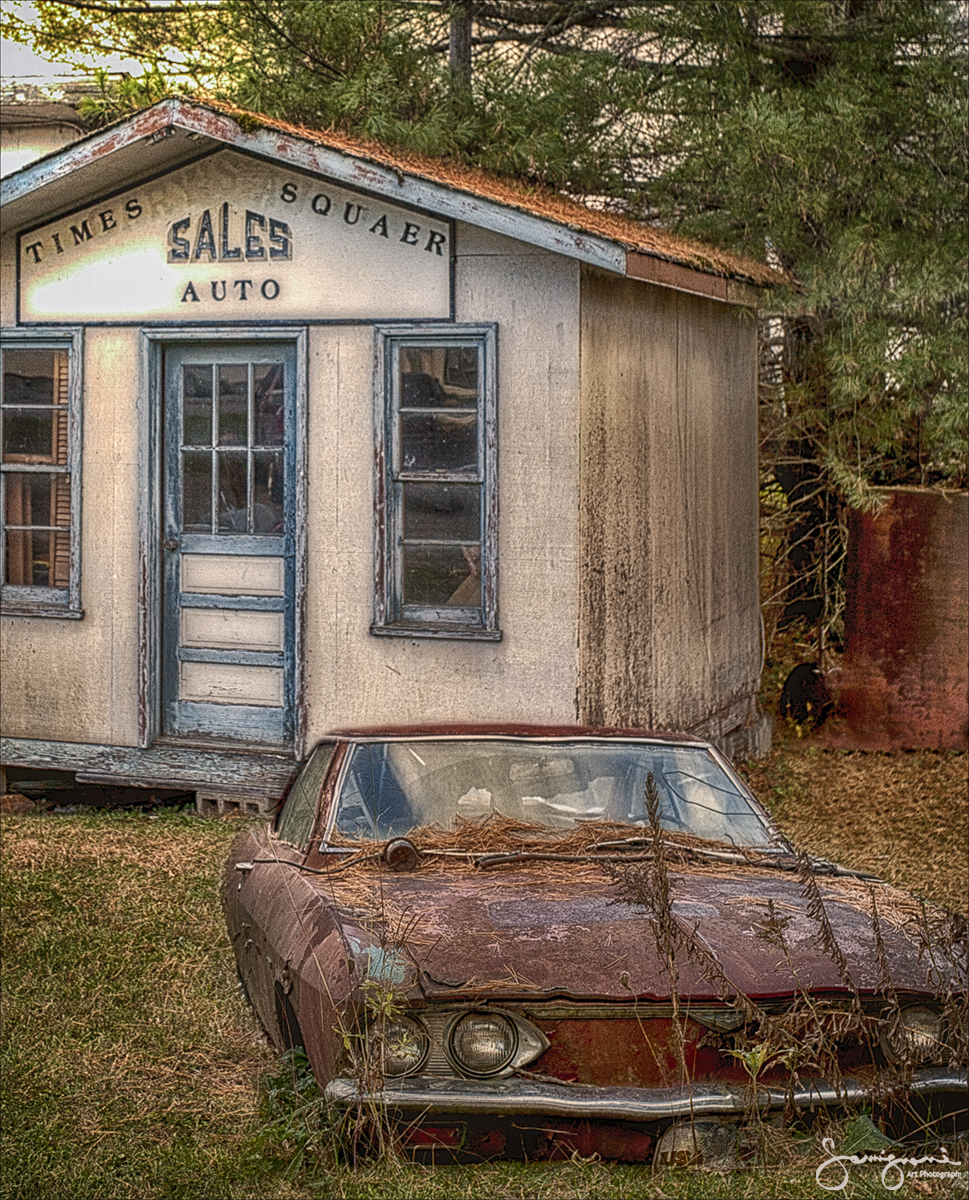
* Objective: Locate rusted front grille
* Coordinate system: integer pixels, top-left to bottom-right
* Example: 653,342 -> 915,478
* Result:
522,1015 -> 737,1089
515,1001 -> 884,1089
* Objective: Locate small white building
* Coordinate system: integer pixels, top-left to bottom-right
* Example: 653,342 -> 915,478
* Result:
1,82 -> 91,178
1,99 -> 775,812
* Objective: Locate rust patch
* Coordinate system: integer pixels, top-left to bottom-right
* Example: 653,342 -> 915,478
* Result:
309,862 -> 956,1002
818,488 -> 968,750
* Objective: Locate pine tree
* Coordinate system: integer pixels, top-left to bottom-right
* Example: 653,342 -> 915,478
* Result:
5,1 -> 966,638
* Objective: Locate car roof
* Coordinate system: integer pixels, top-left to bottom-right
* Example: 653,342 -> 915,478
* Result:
318,723 -> 709,745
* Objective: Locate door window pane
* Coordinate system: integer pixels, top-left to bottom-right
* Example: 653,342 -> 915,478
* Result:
253,451 -> 284,532
254,363 -> 285,446
183,365 -> 213,446
182,451 -> 212,532
218,451 -> 249,532
218,364 -> 248,446
181,360 -> 287,537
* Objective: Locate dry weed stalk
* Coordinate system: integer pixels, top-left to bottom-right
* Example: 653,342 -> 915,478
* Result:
796,850 -> 857,994
909,902 -> 968,1073
606,796 -> 967,1141
607,775 -> 765,1097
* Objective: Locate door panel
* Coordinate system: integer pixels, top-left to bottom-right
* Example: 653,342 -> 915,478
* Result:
162,343 -> 296,746
181,553 -> 285,595
179,661 -> 285,706
180,608 -> 285,651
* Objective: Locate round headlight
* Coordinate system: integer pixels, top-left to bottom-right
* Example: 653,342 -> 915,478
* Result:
380,1016 -> 428,1077
448,1011 -> 518,1076
881,1005 -> 945,1065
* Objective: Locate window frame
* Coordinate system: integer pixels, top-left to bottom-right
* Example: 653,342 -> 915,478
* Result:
274,740 -> 336,850
372,323 -> 499,640
1,327 -> 83,618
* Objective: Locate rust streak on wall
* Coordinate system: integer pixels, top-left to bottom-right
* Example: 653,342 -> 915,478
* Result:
577,268 -> 761,737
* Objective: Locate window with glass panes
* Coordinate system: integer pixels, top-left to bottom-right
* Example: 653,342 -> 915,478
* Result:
373,326 -> 497,639
181,361 -> 285,535
1,334 -> 81,615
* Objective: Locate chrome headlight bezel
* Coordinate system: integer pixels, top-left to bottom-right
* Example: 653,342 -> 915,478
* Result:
880,1004 -> 947,1066
442,1007 -> 551,1078
445,1010 -> 519,1078
367,1006 -> 550,1081
380,1015 -> 430,1078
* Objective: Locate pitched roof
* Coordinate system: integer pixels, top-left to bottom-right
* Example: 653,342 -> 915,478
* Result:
199,99 -> 780,290
1,96 -> 781,299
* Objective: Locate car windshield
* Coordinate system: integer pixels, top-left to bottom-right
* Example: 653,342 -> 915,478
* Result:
331,740 -> 777,848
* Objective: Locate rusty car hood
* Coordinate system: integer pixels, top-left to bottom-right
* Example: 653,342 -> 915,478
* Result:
318,864 -> 961,1003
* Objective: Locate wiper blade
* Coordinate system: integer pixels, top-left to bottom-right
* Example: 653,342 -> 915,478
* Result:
590,835 -> 795,869
475,840 -> 786,871
475,849 -> 655,869
588,837 -> 884,880
312,839 -> 883,882
807,856 -> 883,881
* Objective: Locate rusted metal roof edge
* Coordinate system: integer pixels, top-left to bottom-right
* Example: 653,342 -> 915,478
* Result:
625,251 -> 762,307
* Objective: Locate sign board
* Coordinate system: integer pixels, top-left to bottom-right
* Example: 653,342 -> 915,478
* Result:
18,151 -> 451,322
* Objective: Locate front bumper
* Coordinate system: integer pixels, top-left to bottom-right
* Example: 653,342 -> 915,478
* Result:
325,1067 -> 968,1122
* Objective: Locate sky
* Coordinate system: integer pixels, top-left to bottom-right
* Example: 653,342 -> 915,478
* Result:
0,1 -> 144,80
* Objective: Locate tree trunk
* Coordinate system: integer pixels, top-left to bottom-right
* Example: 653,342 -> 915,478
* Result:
449,2 -> 474,93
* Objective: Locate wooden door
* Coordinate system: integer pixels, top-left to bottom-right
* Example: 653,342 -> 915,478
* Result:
161,343 -> 295,746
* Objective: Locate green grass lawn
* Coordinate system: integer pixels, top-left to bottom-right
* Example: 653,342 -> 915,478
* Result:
2,798 -> 966,1200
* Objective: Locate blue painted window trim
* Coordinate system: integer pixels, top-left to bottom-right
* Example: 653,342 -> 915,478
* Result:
1,326 -> 84,618
372,323 -> 499,640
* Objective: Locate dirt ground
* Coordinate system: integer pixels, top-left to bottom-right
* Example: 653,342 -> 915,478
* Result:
742,646 -> 968,917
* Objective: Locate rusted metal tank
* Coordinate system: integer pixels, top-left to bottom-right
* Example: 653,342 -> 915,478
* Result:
820,488 -> 968,751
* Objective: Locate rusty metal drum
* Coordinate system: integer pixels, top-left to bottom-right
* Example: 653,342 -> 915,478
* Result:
823,488 -> 968,751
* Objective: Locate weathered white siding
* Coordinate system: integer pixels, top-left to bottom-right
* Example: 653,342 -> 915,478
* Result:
578,268 -> 761,737
302,223 -> 581,740
3,209 -> 764,777
2,221 -> 581,755
0,325 -> 142,745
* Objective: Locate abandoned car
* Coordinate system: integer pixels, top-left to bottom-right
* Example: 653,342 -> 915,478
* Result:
223,727 -> 967,1162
